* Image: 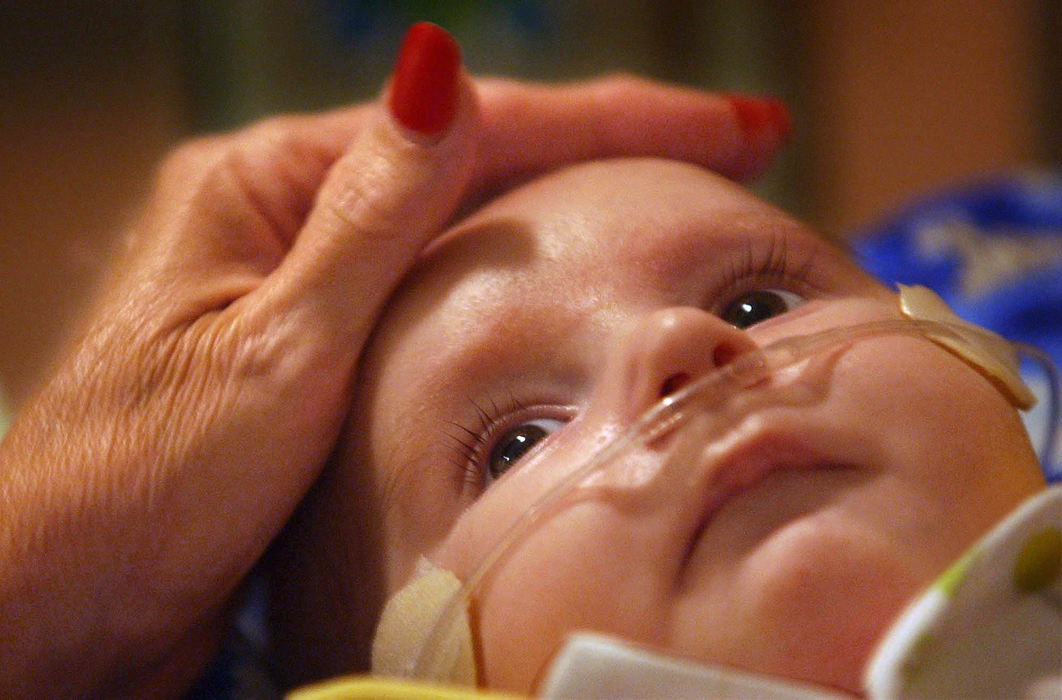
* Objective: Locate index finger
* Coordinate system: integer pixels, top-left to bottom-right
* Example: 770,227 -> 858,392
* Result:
265,74 -> 789,204
473,75 -> 789,186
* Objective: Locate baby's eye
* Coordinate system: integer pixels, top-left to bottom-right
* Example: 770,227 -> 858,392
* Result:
720,288 -> 805,329
487,418 -> 565,482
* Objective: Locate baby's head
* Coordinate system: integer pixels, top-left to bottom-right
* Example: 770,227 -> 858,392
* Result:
270,158 -> 1045,694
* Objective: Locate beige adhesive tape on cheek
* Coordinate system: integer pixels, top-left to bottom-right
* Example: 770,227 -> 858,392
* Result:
898,284 -> 1036,409
371,556 -> 477,686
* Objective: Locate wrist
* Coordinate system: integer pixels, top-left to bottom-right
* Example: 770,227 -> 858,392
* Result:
0,391 -> 216,696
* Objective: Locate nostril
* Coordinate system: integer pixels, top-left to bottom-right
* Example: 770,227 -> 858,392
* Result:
713,342 -> 743,368
629,308 -> 758,410
660,372 -> 691,398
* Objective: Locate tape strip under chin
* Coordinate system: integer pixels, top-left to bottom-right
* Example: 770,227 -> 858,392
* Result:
372,556 -> 477,686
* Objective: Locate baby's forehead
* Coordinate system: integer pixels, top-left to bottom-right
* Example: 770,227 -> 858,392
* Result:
371,159 -> 840,367
454,157 -> 791,233
425,158 -> 812,273
377,158 -> 836,340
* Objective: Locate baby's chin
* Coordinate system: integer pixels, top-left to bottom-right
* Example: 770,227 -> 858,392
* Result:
669,500 -> 930,693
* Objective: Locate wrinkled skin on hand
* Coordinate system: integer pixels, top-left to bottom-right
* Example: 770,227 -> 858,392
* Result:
0,71 -> 786,697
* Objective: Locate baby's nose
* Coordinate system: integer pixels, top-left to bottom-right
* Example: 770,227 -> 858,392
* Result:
598,307 -> 758,424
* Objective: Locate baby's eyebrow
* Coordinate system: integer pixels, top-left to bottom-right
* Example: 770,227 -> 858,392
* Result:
624,216 -> 815,286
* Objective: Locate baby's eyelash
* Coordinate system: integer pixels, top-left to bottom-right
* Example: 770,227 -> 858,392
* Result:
723,230 -> 818,292
445,392 -> 525,485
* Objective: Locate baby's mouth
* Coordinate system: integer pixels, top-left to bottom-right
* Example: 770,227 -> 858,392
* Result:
679,421 -> 862,568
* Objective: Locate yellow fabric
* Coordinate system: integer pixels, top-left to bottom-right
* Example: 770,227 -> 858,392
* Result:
288,676 -> 524,700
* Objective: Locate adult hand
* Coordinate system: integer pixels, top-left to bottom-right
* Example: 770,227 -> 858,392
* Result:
0,23 -> 789,697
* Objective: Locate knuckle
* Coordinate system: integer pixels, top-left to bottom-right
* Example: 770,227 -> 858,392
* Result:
242,115 -> 301,155
151,141 -> 235,225
156,135 -> 227,185
154,112 -> 303,194
156,134 -> 255,208
590,72 -> 652,100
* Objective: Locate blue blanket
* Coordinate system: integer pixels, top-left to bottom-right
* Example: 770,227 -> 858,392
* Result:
853,169 -> 1062,482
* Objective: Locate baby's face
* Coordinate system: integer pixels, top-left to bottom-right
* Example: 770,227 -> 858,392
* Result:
298,159 -> 1044,693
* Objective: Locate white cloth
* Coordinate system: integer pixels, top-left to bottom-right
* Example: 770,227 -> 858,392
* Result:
865,485 -> 1062,698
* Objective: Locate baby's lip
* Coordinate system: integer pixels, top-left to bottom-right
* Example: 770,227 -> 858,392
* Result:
674,415 -> 869,561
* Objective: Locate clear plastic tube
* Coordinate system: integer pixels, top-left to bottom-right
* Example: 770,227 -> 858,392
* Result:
408,318 -> 1059,679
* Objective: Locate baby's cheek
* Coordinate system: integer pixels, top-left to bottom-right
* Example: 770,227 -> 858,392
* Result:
838,336 -> 1042,516
707,514 -> 923,693
473,502 -> 671,692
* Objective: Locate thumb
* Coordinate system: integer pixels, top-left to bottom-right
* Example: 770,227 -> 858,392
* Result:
252,23 -> 477,353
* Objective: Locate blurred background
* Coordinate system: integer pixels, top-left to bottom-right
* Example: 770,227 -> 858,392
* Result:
1,0 -> 1059,407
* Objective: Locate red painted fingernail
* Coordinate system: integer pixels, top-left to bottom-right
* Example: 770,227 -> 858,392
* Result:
388,22 -> 461,137
725,94 -> 792,144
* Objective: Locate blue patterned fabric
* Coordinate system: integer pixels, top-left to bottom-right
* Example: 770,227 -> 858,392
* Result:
852,170 -> 1062,482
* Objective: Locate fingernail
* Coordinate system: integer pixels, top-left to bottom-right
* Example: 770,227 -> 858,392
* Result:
388,22 -> 461,138
725,94 -> 792,144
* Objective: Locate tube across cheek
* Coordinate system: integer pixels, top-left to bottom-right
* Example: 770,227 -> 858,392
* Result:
898,284 -> 1035,408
